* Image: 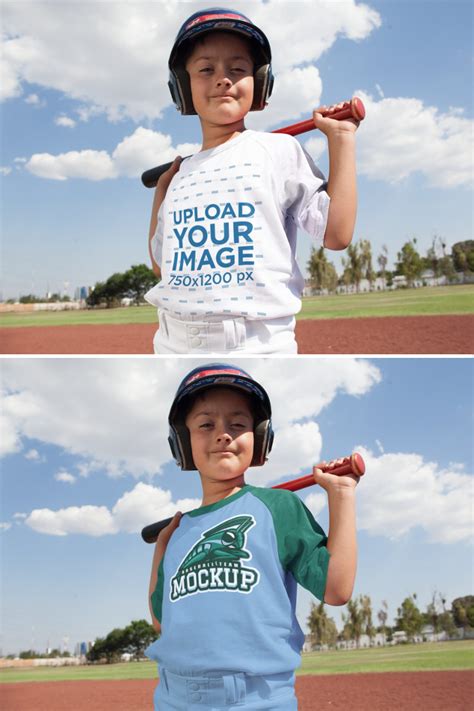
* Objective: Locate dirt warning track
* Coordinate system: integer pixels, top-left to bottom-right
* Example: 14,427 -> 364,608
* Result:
3,670 -> 473,710
1,315 -> 473,354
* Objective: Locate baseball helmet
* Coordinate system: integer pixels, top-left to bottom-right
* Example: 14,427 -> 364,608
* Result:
168,7 -> 274,115
168,363 -> 274,470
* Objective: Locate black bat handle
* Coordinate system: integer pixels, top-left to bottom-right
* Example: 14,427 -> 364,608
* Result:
141,516 -> 174,543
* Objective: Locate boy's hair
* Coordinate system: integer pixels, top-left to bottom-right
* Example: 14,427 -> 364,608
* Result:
168,7 -> 274,115
168,364 -> 274,471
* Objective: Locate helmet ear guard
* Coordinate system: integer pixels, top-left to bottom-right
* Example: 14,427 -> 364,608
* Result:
168,63 -> 274,116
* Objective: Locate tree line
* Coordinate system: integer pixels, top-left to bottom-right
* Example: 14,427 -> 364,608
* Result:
10,595 -> 472,661
308,238 -> 473,293
307,593 -> 474,649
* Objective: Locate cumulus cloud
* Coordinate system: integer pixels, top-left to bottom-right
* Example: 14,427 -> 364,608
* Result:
24,483 -> 201,536
305,91 -> 474,189
0,166 -> 12,176
302,447 -> 473,544
55,115 -> 76,128
1,358 -> 381,479
55,470 -> 76,484
24,128 -> 201,181
25,448 -> 40,461
1,0 -> 381,121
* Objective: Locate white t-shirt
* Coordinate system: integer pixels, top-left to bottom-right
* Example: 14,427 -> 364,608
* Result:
145,129 -> 330,320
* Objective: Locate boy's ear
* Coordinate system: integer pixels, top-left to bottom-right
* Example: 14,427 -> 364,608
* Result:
169,69 -> 196,115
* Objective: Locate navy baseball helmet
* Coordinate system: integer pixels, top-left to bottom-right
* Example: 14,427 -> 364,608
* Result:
168,363 -> 274,470
168,7 -> 274,115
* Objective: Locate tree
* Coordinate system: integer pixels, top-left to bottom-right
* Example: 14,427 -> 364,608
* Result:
307,602 -> 338,648
360,594 -> 375,643
452,596 -> 474,629
123,264 -> 158,304
341,243 -> 363,292
424,237 -> 442,279
377,245 -> 389,289
307,247 -> 338,293
396,594 -> 424,641
342,596 -> 364,647
395,238 -> 423,286
377,600 -> 388,640
396,239 -> 423,286
360,239 -> 376,290
123,619 -> 158,659
452,240 -> 474,274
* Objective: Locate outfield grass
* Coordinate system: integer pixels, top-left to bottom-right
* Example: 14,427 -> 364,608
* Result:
298,285 -> 474,320
1,641 -> 473,683
1,286 -> 473,328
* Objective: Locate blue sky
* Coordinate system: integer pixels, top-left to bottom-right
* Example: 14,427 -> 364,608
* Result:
1,0 -> 472,300
1,357 -> 472,655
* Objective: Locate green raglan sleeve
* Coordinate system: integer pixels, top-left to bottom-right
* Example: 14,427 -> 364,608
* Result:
150,558 -> 165,623
250,486 -> 330,601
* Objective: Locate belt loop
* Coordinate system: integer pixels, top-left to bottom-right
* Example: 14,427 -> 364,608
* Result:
223,672 -> 246,704
158,310 -> 169,338
223,319 -> 235,350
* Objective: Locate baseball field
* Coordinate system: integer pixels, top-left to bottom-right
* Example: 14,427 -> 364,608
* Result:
1,285 -> 473,354
2,641 -> 473,710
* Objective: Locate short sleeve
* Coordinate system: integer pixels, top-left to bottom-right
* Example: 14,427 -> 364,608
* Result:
275,136 -> 330,244
250,487 -> 330,602
150,557 -> 165,623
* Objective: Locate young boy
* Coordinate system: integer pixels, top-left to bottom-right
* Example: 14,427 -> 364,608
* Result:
145,8 -> 359,354
146,363 -> 359,709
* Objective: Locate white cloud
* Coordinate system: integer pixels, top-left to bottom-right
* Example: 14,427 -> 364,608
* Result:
0,166 -> 12,176
55,470 -> 76,484
247,421 -> 323,487
55,115 -> 76,128
303,91 -> 473,189
1,0 -> 381,121
1,358 -> 381,479
0,522 -> 12,532
354,447 -> 473,544
353,92 -> 473,189
303,491 -> 327,518
25,448 -> 40,460
24,128 -> 201,181
24,483 -> 201,536
25,505 -> 118,537
26,149 -> 117,181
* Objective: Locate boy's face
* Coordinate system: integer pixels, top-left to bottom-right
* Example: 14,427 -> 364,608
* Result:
185,387 -> 254,481
185,32 -> 254,126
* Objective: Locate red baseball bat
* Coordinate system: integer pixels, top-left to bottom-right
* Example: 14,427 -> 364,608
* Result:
141,452 -> 365,543
141,97 -> 365,187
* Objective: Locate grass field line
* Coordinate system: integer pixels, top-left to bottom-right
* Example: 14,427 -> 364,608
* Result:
1,641 -> 473,684
1,286 -> 473,328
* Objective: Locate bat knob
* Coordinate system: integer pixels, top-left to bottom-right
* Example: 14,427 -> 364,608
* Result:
351,452 -> 366,477
351,97 -> 366,122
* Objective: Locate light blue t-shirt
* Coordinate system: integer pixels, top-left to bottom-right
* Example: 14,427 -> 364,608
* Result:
146,485 -> 330,675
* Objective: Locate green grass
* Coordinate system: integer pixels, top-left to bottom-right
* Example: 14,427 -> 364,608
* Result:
298,640 -> 474,675
1,641 -> 473,683
1,286 -> 473,328
0,305 -> 158,328
298,285 -> 474,320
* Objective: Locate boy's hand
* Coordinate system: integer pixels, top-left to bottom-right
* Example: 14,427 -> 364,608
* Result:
313,460 -> 359,491
155,156 -> 183,199
155,511 -> 182,560
313,104 -> 359,136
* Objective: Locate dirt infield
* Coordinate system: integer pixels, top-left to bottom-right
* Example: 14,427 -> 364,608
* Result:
1,315 -> 473,354
3,671 -> 473,710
